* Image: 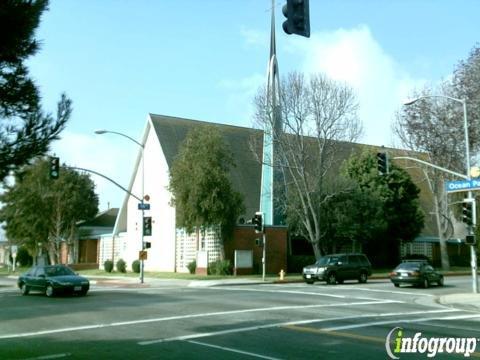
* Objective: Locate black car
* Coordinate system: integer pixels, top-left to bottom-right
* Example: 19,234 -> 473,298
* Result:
389,261 -> 444,288
302,253 -> 372,285
18,265 -> 90,297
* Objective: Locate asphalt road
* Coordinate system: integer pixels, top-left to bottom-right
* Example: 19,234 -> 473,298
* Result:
1,276 -> 479,359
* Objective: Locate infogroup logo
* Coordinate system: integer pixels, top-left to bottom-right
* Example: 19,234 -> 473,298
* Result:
385,327 -> 478,358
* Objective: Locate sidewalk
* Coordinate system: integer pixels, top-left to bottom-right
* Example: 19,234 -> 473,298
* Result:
438,293 -> 480,312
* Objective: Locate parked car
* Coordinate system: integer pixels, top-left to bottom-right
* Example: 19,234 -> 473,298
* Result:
17,265 -> 90,297
389,261 -> 444,288
302,253 -> 372,285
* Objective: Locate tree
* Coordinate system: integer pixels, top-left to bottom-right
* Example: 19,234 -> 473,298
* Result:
452,45 -> 480,151
0,0 -> 71,181
319,181 -> 387,255
343,150 -> 425,267
168,126 -> 245,257
0,158 -> 98,264
253,72 -> 362,259
394,45 -> 480,270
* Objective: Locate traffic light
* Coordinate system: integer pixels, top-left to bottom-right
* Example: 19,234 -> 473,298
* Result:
462,202 -> 473,226
377,152 -> 388,175
49,156 -> 60,179
465,235 -> 476,245
143,216 -> 152,236
282,0 -> 310,38
252,212 -> 264,233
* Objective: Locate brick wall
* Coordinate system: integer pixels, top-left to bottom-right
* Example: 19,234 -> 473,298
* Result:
224,225 -> 287,274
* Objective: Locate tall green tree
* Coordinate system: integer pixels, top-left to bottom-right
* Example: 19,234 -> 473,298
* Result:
343,150 -> 425,267
320,183 -> 387,254
0,0 -> 71,181
0,158 -> 98,263
169,126 -> 245,257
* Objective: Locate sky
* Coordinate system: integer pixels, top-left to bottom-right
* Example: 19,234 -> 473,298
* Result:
25,0 -> 479,212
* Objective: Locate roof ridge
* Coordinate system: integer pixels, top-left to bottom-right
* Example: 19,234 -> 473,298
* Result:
149,113 -> 262,132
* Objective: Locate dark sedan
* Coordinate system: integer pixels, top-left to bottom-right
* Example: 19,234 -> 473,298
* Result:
18,265 -> 90,297
389,261 -> 444,288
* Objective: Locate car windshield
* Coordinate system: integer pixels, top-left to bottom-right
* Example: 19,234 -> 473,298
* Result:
44,266 -> 75,277
395,263 -> 421,271
316,256 -> 340,266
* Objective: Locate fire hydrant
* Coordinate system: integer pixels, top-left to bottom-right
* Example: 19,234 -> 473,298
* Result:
279,269 -> 285,281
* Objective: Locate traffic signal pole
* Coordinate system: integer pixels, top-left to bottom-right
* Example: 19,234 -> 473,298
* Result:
468,191 -> 478,293
393,155 -> 478,293
262,232 -> 266,282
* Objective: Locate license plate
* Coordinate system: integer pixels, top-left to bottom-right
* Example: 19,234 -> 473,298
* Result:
74,286 -> 82,291
306,274 -> 311,279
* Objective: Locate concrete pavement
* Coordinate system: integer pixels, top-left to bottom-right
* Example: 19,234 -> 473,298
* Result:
438,293 -> 480,312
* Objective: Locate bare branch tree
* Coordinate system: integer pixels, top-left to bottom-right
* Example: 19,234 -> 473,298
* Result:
252,72 -> 362,259
393,84 -> 466,270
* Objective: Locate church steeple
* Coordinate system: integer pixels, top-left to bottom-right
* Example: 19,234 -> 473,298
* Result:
260,0 -> 283,226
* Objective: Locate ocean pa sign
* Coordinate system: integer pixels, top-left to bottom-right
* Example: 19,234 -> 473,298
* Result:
445,179 -> 480,193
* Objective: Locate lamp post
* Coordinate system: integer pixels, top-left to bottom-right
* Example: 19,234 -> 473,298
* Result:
403,95 -> 478,293
95,129 -> 146,283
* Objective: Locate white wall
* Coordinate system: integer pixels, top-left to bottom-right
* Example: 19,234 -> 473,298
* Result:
125,120 -> 177,272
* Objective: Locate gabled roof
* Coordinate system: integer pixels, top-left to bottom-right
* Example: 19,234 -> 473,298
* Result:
150,114 -> 264,220
77,208 -> 119,228
115,113 -> 437,237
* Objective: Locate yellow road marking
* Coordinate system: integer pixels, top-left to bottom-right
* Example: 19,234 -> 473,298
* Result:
283,325 -> 384,344
282,325 -> 480,358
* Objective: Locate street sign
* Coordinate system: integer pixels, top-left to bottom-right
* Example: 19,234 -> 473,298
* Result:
139,250 -> 148,260
138,203 -> 150,210
445,179 -> 480,193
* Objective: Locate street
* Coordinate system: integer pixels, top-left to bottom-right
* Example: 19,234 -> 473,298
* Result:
1,276 -> 479,359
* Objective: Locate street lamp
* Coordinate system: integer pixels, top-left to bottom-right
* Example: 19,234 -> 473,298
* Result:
95,129 -> 146,284
403,95 -> 478,293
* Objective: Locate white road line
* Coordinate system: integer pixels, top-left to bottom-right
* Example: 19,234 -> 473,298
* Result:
0,299 -> 397,340
188,340 -> 283,360
21,353 -> 71,360
138,308 -> 460,346
264,284 -> 435,297
207,286 -> 347,298
323,313 -> 480,331
416,321 -> 480,333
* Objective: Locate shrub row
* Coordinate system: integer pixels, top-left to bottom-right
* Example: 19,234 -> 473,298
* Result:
103,259 -> 141,273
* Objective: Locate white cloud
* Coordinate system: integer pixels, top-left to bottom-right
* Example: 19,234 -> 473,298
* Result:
218,73 -> 265,126
240,27 -> 268,48
289,25 -> 426,147
51,131 -> 139,212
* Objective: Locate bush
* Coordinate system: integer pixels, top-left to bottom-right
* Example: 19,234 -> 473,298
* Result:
208,259 -> 232,275
187,260 -> 196,274
104,260 -> 113,273
132,260 -> 141,273
116,259 -> 127,273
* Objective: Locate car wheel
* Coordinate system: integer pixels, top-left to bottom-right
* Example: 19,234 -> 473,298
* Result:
327,273 -> 337,285
45,284 -> 55,297
359,272 -> 368,283
80,289 -> 88,296
437,276 -> 444,287
423,278 -> 429,289
394,283 -> 400,288
20,283 -> 30,295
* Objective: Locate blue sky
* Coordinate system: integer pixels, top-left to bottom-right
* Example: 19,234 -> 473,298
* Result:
26,0 -> 479,212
